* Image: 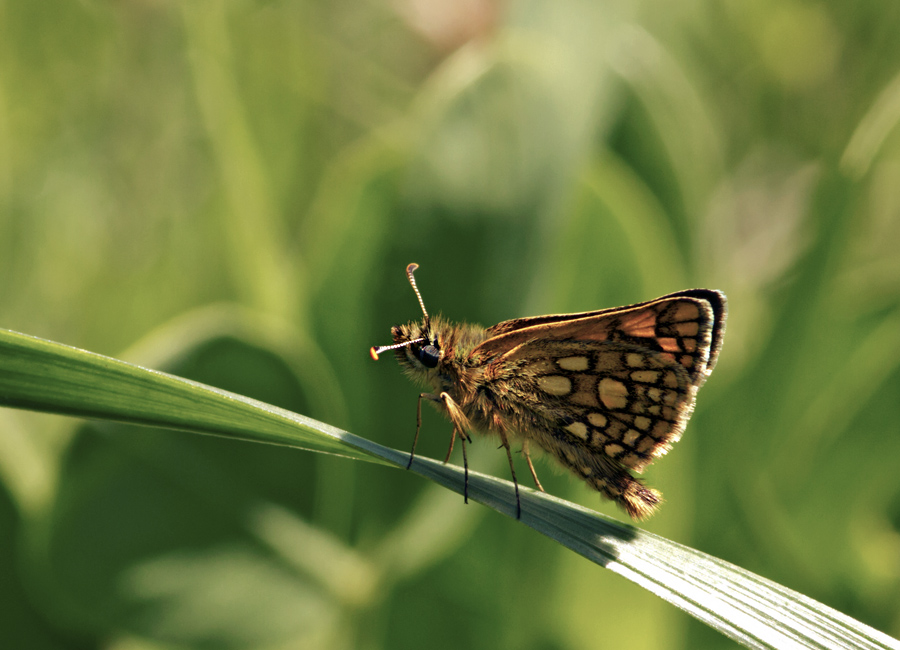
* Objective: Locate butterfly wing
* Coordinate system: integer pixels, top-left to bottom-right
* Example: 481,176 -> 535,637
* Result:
468,291 -> 726,518
476,290 -> 726,385
492,338 -> 694,472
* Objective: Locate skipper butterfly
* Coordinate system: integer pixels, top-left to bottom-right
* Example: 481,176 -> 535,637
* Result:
371,264 -> 726,519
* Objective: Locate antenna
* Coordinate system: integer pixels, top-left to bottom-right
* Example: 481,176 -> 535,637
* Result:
369,263 -> 430,361
369,337 -> 424,360
406,263 -> 429,323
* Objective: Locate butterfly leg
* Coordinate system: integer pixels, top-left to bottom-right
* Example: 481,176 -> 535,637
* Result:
438,424 -> 470,502
442,426 -> 472,463
521,439 -> 545,492
498,429 -> 522,519
410,393 -> 441,469
437,392 -> 474,505
443,427 -> 457,462
459,428 -> 469,504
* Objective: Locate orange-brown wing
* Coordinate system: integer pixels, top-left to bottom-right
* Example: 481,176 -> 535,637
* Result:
473,290 -> 726,386
469,291 -> 726,472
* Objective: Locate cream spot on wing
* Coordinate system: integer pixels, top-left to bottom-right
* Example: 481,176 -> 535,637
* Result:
587,412 -> 607,428
631,370 -> 660,383
623,429 -> 641,446
579,465 -> 593,476
537,375 -> 572,396
625,353 -> 645,368
558,356 -> 590,371
634,416 -> 652,431
637,438 -> 656,453
623,453 -> 641,466
565,421 -> 589,440
663,371 -> 679,388
598,378 -> 628,409
605,443 -> 624,457
652,420 -> 672,439
647,387 -> 662,402
606,420 -> 627,439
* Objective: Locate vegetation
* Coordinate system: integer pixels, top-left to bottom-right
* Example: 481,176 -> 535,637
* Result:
1,1 -> 899,648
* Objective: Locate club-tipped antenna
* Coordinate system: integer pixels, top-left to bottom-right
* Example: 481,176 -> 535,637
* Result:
370,263 -> 431,362
406,263 -> 429,324
369,337 -> 425,361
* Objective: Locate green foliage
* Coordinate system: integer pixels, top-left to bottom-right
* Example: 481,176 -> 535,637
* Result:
1,329 -> 897,650
1,1 -> 900,648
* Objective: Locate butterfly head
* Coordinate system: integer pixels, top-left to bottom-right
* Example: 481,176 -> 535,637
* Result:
387,321 -> 442,369
370,263 -> 444,372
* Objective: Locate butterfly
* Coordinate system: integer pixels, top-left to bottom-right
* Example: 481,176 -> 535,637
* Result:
371,263 -> 726,519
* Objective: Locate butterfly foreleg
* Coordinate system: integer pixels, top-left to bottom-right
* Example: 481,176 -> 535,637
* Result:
438,392 -> 474,504
521,439 -> 545,492
459,428 -> 469,504
408,393 -> 435,469
497,428 -> 522,519
415,392 -> 474,504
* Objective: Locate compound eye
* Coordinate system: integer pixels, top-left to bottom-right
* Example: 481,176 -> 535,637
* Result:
416,343 -> 440,368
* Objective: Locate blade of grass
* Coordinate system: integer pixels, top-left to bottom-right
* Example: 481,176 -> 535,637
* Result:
0,328 -> 391,465
0,328 -> 897,650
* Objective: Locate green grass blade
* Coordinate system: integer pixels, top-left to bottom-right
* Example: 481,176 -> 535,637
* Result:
0,328 -> 394,466
413,461 -> 899,650
1,328 -> 897,650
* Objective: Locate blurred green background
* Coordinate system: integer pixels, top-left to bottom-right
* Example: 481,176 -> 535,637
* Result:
1,0 -> 899,648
